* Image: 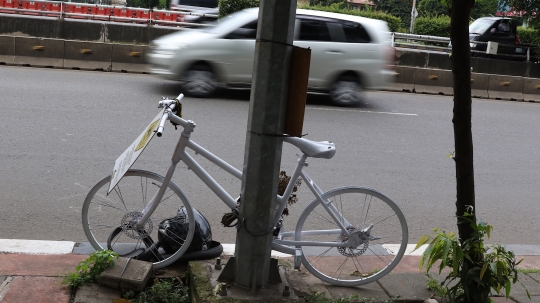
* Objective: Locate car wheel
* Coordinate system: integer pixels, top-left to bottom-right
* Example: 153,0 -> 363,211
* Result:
329,76 -> 362,106
180,64 -> 217,98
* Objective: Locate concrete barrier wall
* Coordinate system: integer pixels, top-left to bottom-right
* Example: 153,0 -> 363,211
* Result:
3,35 -> 145,72
111,44 -> 147,73
0,15 -> 180,44
14,37 -> 64,67
487,75 -> 524,100
523,78 -> 540,102
64,40 -> 112,70
395,49 -> 540,79
413,68 -> 453,95
384,67 -> 540,102
471,73 -> 490,99
0,35 -> 15,64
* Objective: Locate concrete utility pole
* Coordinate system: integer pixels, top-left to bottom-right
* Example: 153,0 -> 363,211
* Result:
234,0 -> 297,290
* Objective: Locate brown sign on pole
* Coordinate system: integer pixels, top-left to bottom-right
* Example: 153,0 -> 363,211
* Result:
284,46 -> 311,137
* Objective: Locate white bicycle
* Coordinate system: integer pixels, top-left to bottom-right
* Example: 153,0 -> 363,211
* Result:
82,94 -> 408,287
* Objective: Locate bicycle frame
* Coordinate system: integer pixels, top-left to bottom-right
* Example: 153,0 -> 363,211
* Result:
134,106 -> 353,254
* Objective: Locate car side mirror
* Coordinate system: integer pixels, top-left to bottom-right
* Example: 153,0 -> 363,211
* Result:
490,28 -> 496,34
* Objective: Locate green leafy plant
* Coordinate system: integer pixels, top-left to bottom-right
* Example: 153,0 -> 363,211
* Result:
123,278 -> 190,303
62,250 -> 119,294
416,207 -> 530,303
414,15 -> 451,37
218,0 -> 259,18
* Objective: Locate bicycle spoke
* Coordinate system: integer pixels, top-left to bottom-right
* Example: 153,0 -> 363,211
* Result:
83,170 -> 195,269
298,187 -> 407,286
113,185 -> 129,212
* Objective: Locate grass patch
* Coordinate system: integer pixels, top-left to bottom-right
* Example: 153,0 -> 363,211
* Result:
123,277 -> 190,303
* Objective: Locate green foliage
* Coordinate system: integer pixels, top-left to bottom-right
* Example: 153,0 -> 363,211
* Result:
427,277 -> 448,298
126,0 -> 160,9
416,207 -> 530,303
499,0 -> 540,29
518,26 -> 540,45
417,0 -> 450,17
417,0 -> 499,20
218,0 -> 259,18
300,3 -> 402,32
301,291 -> 399,303
123,278 -> 190,303
371,0 -> 413,30
414,15 -> 450,36
157,0 -> 170,9
309,0 -> 347,6
62,250 -> 119,295
470,0 -> 500,19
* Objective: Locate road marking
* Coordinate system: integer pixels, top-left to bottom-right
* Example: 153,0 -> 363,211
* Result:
308,107 -> 418,116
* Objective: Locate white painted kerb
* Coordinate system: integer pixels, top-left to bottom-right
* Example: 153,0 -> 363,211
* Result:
0,239 -> 75,255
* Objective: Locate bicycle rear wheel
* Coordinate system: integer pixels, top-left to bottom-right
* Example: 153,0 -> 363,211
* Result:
82,169 -> 195,269
295,186 -> 408,286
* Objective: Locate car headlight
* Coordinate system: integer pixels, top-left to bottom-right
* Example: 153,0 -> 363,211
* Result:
151,44 -> 186,58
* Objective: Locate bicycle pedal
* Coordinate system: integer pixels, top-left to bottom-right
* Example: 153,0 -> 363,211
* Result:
294,249 -> 302,270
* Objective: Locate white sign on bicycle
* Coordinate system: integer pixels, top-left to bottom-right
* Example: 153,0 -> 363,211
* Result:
108,108 -> 165,194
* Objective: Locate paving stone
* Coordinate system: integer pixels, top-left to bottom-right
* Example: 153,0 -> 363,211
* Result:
516,272 -> 540,296
0,276 -> 69,303
99,257 -> 152,292
0,254 -> 85,276
378,272 -> 433,302
326,282 -> 389,301
74,283 -> 122,303
285,267 -> 331,297
189,259 -> 301,302
0,276 -> 13,302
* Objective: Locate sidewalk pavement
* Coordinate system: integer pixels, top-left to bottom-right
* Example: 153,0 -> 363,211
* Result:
0,241 -> 539,303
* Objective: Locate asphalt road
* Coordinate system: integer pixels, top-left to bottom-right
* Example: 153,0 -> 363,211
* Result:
1,65 -> 539,246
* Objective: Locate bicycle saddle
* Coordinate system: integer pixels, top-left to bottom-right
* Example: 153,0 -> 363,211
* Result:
284,137 -> 336,159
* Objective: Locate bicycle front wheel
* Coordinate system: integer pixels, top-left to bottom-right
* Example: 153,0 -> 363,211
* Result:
82,169 -> 195,269
295,186 -> 408,286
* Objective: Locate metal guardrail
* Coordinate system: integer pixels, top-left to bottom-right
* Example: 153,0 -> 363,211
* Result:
392,32 -> 538,62
0,0 -> 217,27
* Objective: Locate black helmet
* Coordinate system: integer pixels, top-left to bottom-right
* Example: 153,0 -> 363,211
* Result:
158,207 -> 212,254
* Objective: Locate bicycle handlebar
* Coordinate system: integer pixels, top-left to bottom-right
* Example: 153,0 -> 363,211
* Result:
156,93 -> 190,137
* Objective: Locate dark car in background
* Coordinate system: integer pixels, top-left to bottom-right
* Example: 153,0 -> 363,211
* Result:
469,17 -> 520,54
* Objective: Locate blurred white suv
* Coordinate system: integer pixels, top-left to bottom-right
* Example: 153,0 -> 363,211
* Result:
146,8 -> 395,106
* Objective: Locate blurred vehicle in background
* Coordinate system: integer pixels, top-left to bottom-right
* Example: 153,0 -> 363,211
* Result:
146,8 -> 395,106
170,0 -> 218,24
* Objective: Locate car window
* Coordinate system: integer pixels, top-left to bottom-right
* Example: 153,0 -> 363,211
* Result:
297,16 -> 371,43
298,17 -> 332,42
341,21 -> 371,43
224,20 -> 258,39
469,18 -> 494,34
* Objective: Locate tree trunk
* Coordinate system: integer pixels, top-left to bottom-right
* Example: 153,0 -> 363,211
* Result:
450,0 -> 475,248
450,1 -> 489,302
